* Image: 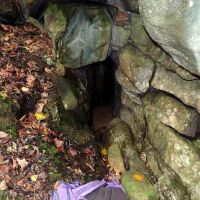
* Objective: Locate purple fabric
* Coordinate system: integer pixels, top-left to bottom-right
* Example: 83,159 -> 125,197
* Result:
51,176 -> 126,200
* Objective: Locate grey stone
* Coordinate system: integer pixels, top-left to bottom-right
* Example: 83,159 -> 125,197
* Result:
111,25 -> 130,48
44,3 -> 67,47
144,114 -> 200,200
143,91 -> 200,137
151,65 -> 200,113
56,77 -> 78,111
115,68 -> 142,96
130,15 -> 197,81
106,118 -> 145,170
139,0 -> 200,75
119,45 -> 154,93
121,91 -> 146,143
126,0 -> 139,12
57,5 -> 112,69
143,140 -> 190,200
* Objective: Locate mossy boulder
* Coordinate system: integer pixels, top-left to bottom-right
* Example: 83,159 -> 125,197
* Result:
143,140 -> 190,200
45,3 -> 112,69
122,171 -> 159,200
119,45 -> 154,93
143,91 -> 200,137
143,112 -> 200,199
108,144 -> 125,174
44,3 -> 67,48
151,64 -> 200,113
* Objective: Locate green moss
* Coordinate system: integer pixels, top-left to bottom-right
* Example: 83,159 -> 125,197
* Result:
48,172 -> 62,182
39,141 -> 64,167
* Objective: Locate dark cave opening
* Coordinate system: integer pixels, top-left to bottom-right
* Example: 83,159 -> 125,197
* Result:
86,57 -> 121,136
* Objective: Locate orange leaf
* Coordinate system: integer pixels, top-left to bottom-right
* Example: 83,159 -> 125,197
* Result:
132,174 -> 145,181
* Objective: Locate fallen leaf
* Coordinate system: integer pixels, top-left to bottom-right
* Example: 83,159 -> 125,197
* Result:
18,129 -> 27,138
30,175 -> 38,182
0,165 -> 10,174
0,155 -> 4,162
82,148 -> 96,157
35,112 -> 48,121
0,180 -> 7,191
101,148 -> 107,156
54,138 -> 64,148
26,75 -> 35,87
67,148 -> 78,157
0,131 -> 8,139
0,91 -> 8,99
17,158 -> 29,170
21,86 -> 30,93
54,181 -> 61,190
132,174 -> 145,182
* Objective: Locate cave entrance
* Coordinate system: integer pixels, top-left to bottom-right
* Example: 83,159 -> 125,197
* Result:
86,57 -> 120,139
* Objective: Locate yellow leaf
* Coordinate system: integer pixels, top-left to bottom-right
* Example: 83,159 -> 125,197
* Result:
35,112 -> 48,121
30,175 -> 38,182
132,174 -> 145,182
0,91 -> 8,99
101,148 -> 107,156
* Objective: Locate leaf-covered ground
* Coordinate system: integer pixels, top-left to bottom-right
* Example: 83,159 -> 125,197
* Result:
0,23 -> 108,199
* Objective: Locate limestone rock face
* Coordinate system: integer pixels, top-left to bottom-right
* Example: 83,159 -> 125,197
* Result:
143,92 -> 200,138
139,0 -> 200,75
119,45 -> 154,93
56,5 -> 112,69
152,65 -> 200,113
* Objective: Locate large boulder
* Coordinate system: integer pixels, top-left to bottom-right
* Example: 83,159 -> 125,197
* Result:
119,45 -> 154,93
151,65 -> 200,113
143,114 -> 200,200
143,140 -> 190,200
143,92 -> 200,138
48,4 -> 112,69
139,0 -> 200,75
130,15 -> 197,81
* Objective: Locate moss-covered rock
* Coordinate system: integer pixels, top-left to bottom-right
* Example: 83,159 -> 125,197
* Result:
119,45 -> 154,93
45,3 -> 112,69
56,76 -> 78,111
143,112 -> 200,199
151,64 -> 200,113
122,171 -> 159,200
143,91 -> 200,138
44,3 -> 67,48
108,144 -> 125,174
143,139 -> 190,200
111,25 -> 130,48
